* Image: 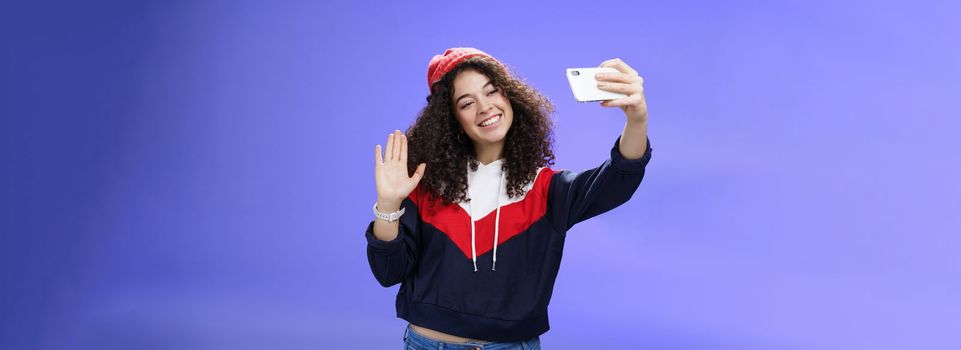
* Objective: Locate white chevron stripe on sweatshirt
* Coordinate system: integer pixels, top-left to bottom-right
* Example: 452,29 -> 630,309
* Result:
457,158 -> 546,220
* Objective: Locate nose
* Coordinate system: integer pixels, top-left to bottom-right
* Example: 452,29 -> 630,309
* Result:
477,96 -> 494,114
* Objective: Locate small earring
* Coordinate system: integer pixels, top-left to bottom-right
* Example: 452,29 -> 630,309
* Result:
456,132 -> 466,143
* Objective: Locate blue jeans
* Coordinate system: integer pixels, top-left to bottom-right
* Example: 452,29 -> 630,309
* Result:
404,324 -> 541,350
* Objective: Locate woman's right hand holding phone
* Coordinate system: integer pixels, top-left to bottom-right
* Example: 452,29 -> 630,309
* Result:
374,130 -> 427,212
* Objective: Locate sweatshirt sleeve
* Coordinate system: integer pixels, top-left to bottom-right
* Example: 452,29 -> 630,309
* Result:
365,197 -> 421,287
547,136 -> 653,233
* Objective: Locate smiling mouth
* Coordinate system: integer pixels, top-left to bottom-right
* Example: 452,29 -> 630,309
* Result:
478,114 -> 502,127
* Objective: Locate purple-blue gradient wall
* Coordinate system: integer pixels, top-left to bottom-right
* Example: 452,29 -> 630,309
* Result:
3,1 -> 959,349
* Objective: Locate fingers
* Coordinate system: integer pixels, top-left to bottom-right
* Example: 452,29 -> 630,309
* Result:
391,130 -> 401,161
594,71 -> 635,84
399,133 -> 407,162
596,81 -> 636,95
600,99 -> 625,107
375,144 -> 384,166
599,58 -> 638,76
600,95 -> 643,108
411,163 -> 426,182
381,130 -> 410,163
385,133 -> 395,161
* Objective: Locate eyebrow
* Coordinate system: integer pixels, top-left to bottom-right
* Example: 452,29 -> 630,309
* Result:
454,81 -> 494,104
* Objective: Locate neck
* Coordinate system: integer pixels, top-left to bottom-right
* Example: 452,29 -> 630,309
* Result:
474,141 -> 504,165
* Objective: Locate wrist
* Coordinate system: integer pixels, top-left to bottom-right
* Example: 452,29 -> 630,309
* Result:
373,201 -> 405,222
623,104 -> 648,123
626,112 -> 648,124
376,198 -> 402,212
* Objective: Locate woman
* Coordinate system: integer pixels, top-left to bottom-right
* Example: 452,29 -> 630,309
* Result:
367,48 -> 652,349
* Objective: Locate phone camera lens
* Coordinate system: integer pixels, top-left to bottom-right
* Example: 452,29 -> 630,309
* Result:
571,70 -> 580,76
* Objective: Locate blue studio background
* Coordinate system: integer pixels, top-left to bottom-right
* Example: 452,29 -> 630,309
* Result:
2,0 -> 959,349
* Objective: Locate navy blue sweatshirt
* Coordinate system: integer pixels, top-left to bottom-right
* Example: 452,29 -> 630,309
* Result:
365,136 -> 652,342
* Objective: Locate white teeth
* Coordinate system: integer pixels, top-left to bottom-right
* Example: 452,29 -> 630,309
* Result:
480,115 -> 500,127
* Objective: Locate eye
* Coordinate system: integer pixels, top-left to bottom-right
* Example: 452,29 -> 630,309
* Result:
459,101 -> 474,110
486,88 -> 499,96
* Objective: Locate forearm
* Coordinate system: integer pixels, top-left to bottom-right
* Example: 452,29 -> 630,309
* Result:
619,117 -> 649,160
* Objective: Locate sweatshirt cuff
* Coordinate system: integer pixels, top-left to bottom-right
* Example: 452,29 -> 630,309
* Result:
365,220 -> 405,253
610,135 -> 652,174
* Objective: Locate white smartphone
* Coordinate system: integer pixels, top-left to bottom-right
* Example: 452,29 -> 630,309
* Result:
565,67 -> 628,102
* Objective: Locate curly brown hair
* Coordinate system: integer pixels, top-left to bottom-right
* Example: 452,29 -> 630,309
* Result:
406,57 -> 556,214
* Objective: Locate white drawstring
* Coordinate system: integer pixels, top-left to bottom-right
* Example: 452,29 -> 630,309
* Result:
467,162 -> 506,272
492,170 -> 503,271
469,198 -> 478,272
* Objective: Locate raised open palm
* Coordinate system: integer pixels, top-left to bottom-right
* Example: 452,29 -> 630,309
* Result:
375,130 -> 426,206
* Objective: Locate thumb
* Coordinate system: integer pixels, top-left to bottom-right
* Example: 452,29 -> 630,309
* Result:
411,163 -> 426,182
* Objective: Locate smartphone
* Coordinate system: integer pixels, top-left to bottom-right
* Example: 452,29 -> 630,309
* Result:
566,67 -> 628,102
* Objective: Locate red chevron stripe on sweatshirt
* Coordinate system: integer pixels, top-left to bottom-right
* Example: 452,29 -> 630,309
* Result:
408,168 -> 556,259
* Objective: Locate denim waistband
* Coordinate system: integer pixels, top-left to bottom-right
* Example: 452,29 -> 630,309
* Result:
403,324 -> 540,350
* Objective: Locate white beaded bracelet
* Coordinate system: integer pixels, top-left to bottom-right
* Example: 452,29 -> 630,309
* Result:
373,202 -> 405,222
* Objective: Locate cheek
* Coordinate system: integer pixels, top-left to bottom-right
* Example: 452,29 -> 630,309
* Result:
498,96 -> 513,113
455,112 -> 474,131
500,99 -> 514,119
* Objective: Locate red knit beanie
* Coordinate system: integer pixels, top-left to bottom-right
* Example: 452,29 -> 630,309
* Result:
426,47 -> 506,89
